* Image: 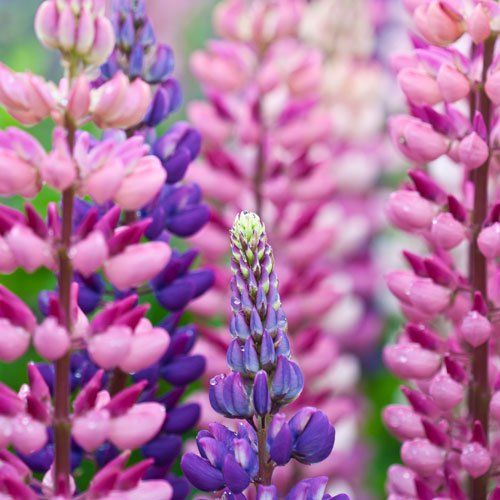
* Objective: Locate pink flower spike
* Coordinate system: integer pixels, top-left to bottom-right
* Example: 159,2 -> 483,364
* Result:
5,225 -> 54,272
119,320 -> 170,373
113,156 -> 166,211
478,223 -> 500,259
103,242 -> 171,291
108,402 -> 166,450
87,326 -> 133,370
383,404 -> 425,441
429,373 -> 463,410
431,212 -> 466,250
460,311 -> 492,347
467,5 -> 491,44
0,319 -> 30,362
458,132 -> 489,170
33,317 -> 70,361
401,438 -> 445,476
383,343 -> 441,379
460,442 -> 491,478
72,409 -> 110,452
436,64 -> 470,103
397,67 -> 442,106
70,231 -> 109,277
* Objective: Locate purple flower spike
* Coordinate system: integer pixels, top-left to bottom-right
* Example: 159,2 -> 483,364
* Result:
182,212 -> 341,497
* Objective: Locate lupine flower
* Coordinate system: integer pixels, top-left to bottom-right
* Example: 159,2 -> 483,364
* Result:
0,0 -> 212,496
187,0 -> 391,494
181,212 -> 342,498
384,2 -> 500,498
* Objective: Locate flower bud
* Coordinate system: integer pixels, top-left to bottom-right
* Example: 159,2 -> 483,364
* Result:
119,322 -> 169,373
383,405 -> 425,440
460,311 -> 492,347
431,212 -> 466,249
386,191 -> 436,232
389,115 -> 448,163
383,343 -> 441,379
490,391 -> 500,421
0,127 -> 44,197
467,5 -> 491,44
70,231 -> 109,277
88,326 -> 133,369
289,408 -> 335,465
181,453 -> 225,492
386,270 -> 415,304
91,73 -> 152,130
113,156 -> 166,211
103,242 -> 171,291
40,129 -> 77,191
436,63 -> 470,103
401,438 -> 445,476
72,409 -> 110,452
458,132 -> 489,170
0,319 -> 30,362
209,372 -> 253,419
461,442 -> 491,478
33,317 -> 70,361
35,0 -> 115,66
67,76 -> 90,121
429,373 -> 463,410
397,67 -> 441,106
486,70 -> 500,105
478,223 -> 500,259
252,370 -> 271,416
408,278 -> 450,314
419,1 -> 464,46
11,415 -> 47,455
109,402 -> 166,450
6,225 -> 54,272
387,464 -> 416,496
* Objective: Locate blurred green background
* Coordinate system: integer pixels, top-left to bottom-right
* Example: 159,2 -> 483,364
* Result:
0,1 -> 401,497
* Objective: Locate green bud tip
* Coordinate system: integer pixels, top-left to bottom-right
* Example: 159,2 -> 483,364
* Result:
231,211 -> 266,247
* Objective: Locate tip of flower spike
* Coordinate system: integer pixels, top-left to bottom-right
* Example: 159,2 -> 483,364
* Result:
231,211 -> 265,248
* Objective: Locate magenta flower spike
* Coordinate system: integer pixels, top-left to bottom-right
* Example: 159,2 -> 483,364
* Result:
385,2 -> 500,498
187,0 -> 393,494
